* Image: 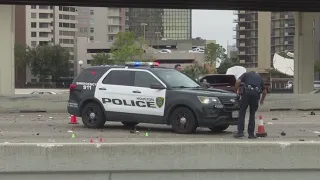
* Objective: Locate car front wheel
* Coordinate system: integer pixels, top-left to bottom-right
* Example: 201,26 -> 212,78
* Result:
170,107 -> 198,134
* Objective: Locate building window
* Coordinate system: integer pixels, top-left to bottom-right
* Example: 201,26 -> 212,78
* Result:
31,41 -> 37,47
90,9 -> 94,15
31,13 -> 36,19
31,5 -> 36,9
31,32 -> 36,37
90,27 -> 94,33
31,22 -> 36,28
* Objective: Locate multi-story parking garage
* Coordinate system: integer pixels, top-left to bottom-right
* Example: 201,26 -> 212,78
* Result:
0,0 -> 319,95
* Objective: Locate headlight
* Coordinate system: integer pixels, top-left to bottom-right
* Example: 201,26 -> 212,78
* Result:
197,96 -> 222,105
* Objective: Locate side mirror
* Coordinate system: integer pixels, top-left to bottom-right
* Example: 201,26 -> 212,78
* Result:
150,83 -> 166,90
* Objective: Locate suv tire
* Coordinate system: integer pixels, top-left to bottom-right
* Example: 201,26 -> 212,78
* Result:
121,122 -> 139,127
170,107 -> 198,134
81,102 -> 106,128
209,125 -> 229,132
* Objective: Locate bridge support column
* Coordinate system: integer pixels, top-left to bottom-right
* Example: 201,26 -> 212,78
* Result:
0,5 -> 15,95
294,12 -> 318,94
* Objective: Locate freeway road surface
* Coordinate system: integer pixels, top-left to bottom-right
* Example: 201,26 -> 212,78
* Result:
0,111 -> 319,143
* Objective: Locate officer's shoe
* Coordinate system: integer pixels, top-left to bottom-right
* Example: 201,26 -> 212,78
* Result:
233,133 -> 244,138
248,134 -> 257,139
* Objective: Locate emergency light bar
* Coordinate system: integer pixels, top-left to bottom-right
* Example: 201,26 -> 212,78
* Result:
125,62 -> 159,67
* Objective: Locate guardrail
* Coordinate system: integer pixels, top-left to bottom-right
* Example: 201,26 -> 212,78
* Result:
1,93 -> 320,113
0,142 -> 319,179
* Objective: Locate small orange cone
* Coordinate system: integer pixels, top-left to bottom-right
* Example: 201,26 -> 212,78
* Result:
90,139 -> 94,143
256,115 -> 267,137
99,138 -> 103,143
69,115 -> 79,124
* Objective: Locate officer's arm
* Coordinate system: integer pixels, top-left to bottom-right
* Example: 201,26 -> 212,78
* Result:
235,73 -> 245,91
260,80 -> 267,102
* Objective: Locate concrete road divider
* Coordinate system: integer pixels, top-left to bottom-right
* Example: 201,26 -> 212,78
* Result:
0,142 -> 320,179
1,94 -> 320,113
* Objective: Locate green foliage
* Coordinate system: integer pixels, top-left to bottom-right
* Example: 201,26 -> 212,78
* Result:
111,32 -> 145,63
217,59 -> 236,74
14,44 -> 30,68
24,44 -> 70,81
204,43 -> 228,66
182,62 -> 209,79
91,52 -> 111,65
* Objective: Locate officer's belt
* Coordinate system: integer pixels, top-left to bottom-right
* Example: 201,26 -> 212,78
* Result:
245,84 -> 261,92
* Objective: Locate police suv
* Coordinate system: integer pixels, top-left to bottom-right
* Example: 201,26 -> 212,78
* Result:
67,62 -> 240,134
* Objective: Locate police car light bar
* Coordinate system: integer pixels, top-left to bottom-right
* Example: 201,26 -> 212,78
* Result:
125,62 -> 159,67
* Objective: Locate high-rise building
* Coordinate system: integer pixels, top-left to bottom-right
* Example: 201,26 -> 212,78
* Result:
233,11 -> 295,72
76,7 -> 126,43
15,5 -> 78,83
126,8 -> 192,41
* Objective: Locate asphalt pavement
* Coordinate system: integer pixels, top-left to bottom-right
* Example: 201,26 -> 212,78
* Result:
0,111 -> 319,143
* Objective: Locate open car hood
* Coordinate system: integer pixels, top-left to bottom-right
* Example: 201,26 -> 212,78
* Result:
199,74 -> 237,86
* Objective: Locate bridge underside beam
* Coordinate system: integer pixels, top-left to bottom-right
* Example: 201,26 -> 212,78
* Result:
0,5 -> 15,95
3,0 -> 320,11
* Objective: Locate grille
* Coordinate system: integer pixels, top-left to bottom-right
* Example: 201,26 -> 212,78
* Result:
219,96 -> 239,109
219,97 -> 237,105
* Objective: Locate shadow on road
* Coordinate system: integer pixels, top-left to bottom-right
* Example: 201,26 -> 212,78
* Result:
90,124 -> 235,135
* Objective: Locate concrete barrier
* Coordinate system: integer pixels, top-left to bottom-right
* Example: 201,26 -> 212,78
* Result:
0,142 -> 320,179
1,94 -> 320,113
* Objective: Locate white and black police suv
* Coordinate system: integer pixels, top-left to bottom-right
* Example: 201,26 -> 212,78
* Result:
67,62 -> 240,134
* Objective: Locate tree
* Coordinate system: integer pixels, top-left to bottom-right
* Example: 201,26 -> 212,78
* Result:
26,44 -> 70,82
182,62 -> 209,79
91,52 -> 111,65
217,59 -> 236,74
14,44 -> 32,86
50,45 -> 70,80
111,32 -> 145,63
204,43 -> 227,66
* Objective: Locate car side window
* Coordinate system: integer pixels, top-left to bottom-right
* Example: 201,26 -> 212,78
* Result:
102,70 -> 134,86
134,71 -> 160,88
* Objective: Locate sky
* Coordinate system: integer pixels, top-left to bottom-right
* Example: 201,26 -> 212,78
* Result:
192,10 -> 235,49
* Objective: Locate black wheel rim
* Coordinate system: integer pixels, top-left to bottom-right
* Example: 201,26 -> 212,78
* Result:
85,106 -> 98,124
175,112 -> 190,130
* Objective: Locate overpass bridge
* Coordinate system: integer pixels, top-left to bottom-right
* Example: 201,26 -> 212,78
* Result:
0,1 -> 319,94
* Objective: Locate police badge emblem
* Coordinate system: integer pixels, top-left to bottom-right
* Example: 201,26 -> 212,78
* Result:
156,97 -> 164,108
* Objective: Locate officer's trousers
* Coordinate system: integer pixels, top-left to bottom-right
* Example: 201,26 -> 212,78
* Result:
237,91 -> 259,135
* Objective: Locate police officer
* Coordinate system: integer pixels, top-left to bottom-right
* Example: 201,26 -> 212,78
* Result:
233,71 -> 267,139
174,64 -> 182,72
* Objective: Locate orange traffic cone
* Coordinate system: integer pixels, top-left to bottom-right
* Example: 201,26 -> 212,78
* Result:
69,115 -> 79,124
256,115 -> 267,137
90,139 -> 94,143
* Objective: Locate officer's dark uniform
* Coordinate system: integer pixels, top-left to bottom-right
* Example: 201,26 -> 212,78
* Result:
234,71 -> 264,138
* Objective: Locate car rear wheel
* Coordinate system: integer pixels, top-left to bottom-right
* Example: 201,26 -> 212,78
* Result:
170,107 -> 198,134
209,125 -> 229,132
81,102 -> 106,128
121,122 -> 139,127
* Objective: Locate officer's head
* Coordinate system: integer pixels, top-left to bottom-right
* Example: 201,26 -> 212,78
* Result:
174,64 -> 182,72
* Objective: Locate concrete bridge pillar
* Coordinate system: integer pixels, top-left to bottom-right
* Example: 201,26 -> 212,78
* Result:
0,5 -> 15,95
294,12 -> 319,94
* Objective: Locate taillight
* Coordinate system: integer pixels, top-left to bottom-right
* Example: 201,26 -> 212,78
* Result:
69,83 -> 77,91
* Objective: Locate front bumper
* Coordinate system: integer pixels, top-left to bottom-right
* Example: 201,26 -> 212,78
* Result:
196,103 -> 240,127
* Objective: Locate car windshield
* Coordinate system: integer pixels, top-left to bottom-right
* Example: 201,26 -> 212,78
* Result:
154,69 -> 200,88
